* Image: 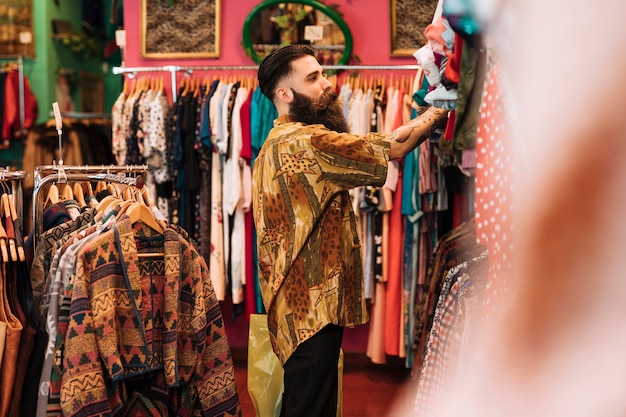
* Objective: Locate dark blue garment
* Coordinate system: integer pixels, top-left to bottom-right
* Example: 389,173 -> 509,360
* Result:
124,91 -> 146,165
199,80 -> 220,150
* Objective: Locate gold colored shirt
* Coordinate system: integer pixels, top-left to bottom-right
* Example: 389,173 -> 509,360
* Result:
252,115 -> 390,363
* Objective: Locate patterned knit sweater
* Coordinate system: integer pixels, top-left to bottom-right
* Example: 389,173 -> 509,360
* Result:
59,217 -> 241,416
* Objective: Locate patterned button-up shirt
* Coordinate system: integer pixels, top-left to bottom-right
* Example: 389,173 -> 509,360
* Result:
252,115 -> 390,364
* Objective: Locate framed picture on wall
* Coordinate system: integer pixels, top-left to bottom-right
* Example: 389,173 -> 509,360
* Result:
79,72 -> 104,113
141,0 -> 221,58
0,0 -> 35,58
390,0 -> 438,56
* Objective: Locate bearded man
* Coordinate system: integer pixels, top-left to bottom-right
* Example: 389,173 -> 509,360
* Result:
253,44 -> 447,417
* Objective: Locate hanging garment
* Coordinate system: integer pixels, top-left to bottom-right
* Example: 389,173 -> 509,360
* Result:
2,69 -> 38,147
56,217 -> 241,416
474,64 -> 513,320
414,251 -> 488,417
412,219 -> 486,373
0,262 -> 23,417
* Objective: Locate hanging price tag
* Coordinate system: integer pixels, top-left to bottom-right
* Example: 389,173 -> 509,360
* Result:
52,102 -> 63,131
304,25 -> 324,42
19,31 -> 32,44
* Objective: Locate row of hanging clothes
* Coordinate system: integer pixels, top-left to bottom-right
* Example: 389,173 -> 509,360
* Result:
0,164 -> 241,417
110,67 -> 474,368
407,1 -> 509,413
412,218 -> 489,417
111,72 -> 265,321
335,70 -> 475,367
0,168 -> 42,417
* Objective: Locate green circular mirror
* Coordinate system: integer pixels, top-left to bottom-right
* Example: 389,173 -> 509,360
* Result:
242,0 -> 353,65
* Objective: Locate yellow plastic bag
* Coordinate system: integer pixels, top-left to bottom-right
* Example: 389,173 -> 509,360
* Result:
247,314 -> 344,417
247,314 -> 284,417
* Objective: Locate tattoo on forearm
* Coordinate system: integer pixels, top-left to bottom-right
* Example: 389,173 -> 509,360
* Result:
391,107 -> 447,144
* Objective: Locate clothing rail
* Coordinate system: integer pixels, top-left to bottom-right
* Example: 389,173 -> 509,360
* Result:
0,168 -> 28,224
47,111 -> 112,120
112,64 -> 421,101
0,168 -> 28,181
32,164 -> 149,249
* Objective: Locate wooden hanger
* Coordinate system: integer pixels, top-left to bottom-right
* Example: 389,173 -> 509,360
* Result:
93,193 -> 121,224
126,201 -> 164,235
106,182 -> 119,198
193,77 -> 200,98
83,181 -> 98,207
139,187 -> 151,206
45,183 -> 60,208
61,183 -> 73,201
412,67 -> 423,95
122,184 -> 134,202
130,78 -> 143,100
115,198 -> 135,218
181,77 -> 190,96
84,181 -> 94,197
96,194 -> 119,213
73,182 -> 87,208
128,78 -> 136,97
96,180 -> 106,194
1,195 -> 17,262
4,189 -> 24,261
0,212 -> 8,262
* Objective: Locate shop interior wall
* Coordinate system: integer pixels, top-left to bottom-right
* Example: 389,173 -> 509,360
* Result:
122,1 -> 416,352
3,1 -> 417,167
122,0 -> 417,101
1,0 -> 121,168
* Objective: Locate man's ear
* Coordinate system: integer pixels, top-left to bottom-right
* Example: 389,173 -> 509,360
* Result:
276,87 -> 293,104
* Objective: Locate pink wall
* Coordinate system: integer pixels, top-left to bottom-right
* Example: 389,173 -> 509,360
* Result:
123,0 -> 417,67
121,1 -> 417,351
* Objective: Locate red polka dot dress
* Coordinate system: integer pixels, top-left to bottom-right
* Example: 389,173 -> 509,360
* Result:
474,63 -> 514,319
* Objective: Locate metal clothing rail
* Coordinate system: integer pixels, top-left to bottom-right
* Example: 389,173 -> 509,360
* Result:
32,164 -> 149,249
112,64 -> 421,101
47,111 -> 112,120
0,168 -> 28,181
0,168 -> 28,225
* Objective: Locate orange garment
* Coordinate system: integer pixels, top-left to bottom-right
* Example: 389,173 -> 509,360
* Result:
444,33 -> 464,84
366,281 -> 387,364
385,171 -> 404,356
2,69 -> 38,145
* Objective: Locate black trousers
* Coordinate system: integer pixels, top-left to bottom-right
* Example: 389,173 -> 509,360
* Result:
280,324 -> 344,417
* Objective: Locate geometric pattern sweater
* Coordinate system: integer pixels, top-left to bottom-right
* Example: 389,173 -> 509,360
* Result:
59,217 -> 241,416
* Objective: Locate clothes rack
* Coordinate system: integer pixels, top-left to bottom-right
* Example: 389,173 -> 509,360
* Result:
0,167 -> 28,221
47,111 -> 112,120
112,64 -> 421,101
31,164 -> 149,249
0,167 -> 28,262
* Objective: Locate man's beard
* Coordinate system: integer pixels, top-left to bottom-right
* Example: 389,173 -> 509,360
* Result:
289,89 -> 349,133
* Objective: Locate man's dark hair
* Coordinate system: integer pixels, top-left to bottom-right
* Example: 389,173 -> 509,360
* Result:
257,44 -> 316,101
